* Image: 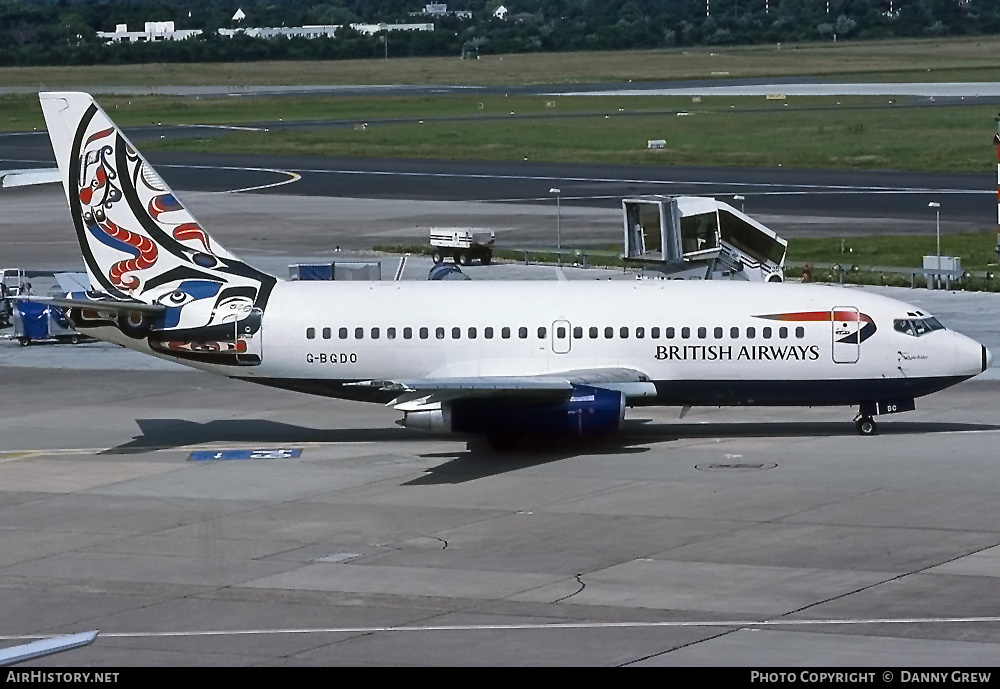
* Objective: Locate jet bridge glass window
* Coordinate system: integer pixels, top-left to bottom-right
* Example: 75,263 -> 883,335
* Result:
680,212 -> 720,254
306,327 -> 315,340
893,317 -> 945,337
718,210 -> 786,266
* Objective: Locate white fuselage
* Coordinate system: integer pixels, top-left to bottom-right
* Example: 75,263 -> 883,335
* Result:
170,279 -> 984,407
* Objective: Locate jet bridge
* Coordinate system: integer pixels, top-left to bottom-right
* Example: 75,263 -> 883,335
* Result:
623,196 -> 786,282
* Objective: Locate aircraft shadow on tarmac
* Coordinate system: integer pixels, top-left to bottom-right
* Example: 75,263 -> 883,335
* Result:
102,417 -> 1000,483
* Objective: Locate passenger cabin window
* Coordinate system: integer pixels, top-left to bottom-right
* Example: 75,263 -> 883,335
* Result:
573,326 -> 583,339
730,327 -> 739,339
747,327 -> 756,339
697,327 -> 706,339
436,327 -> 445,339
468,327 -> 477,339
605,327 -> 614,339
651,327 -> 660,338
538,327 -> 547,339
355,327 -> 364,340
762,327 -> 772,339
339,327 -> 348,339
620,327 -> 629,339
714,327 -> 723,339
894,317 -> 945,337
666,327 -> 675,339
795,326 -> 805,338
452,327 -> 461,339
387,327 -> 396,339
518,327 -> 528,339
636,327 -> 645,339
419,327 -> 428,339
502,327 -> 511,339
779,327 -> 788,339
371,327 -> 380,339
403,327 -> 412,339
681,327 -> 690,339
322,327 -> 331,340
485,327 -> 494,339
590,327 -> 599,339
306,327 -> 315,340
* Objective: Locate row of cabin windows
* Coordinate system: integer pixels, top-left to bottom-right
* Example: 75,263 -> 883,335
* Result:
305,325 -> 807,341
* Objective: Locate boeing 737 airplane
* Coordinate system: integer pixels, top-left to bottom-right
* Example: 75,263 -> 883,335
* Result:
35,92 -> 991,443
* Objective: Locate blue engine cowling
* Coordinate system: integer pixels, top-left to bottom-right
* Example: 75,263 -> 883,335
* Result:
402,385 -> 625,437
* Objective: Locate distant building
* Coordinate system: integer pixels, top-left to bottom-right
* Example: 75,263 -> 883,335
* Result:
97,21 -> 202,43
349,23 -> 435,35
218,25 -> 339,39
411,3 -> 473,19
493,5 -> 508,20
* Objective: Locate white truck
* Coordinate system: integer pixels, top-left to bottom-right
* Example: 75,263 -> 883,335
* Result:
429,229 -> 495,266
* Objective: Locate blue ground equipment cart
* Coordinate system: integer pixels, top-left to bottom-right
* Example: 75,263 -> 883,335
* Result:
12,300 -> 84,346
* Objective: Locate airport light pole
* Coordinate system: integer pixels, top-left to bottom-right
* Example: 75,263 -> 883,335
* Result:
733,194 -> 745,213
929,201 -> 941,288
549,187 -> 562,262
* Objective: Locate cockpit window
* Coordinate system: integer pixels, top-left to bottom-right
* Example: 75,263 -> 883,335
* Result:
893,317 -> 945,337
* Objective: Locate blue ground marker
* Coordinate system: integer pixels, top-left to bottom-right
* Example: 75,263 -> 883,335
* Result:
188,448 -> 303,461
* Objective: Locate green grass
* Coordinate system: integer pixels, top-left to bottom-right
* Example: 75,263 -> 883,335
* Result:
4,36 -> 1000,88
141,99 -> 1000,173
786,233 -> 1000,272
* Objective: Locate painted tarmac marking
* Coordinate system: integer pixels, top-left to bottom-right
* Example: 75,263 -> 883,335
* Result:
5,615 -> 1000,641
188,448 -> 303,461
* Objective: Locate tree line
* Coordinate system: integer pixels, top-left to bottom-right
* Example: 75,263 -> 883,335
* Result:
1,0 -> 997,67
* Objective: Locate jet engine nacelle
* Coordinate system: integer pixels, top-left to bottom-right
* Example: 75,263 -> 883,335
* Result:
400,385 -> 626,437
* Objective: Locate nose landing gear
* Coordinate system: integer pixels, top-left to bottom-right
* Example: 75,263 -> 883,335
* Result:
854,415 -> 878,436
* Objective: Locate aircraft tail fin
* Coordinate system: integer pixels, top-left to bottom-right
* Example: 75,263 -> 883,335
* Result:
38,92 -> 275,367
38,92 -> 267,299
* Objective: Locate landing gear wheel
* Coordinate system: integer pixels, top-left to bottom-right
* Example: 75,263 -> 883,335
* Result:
855,416 -> 877,436
17,337 -> 29,347
431,250 -> 443,264
456,251 -> 470,266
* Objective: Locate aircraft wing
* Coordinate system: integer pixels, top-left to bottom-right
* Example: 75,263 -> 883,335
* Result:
349,367 -> 658,409
0,168 -> 61,188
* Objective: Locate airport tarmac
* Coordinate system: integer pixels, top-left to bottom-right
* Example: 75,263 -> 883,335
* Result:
4,177 -> 1000,666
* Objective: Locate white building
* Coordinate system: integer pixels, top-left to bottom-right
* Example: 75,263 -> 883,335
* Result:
350,23 -> 435,35
97,21 -> 202,43
218,25 -> 339,39
493,5 -> 508,20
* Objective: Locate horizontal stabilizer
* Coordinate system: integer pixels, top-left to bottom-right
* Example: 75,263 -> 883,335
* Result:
20,294 -> 166,314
